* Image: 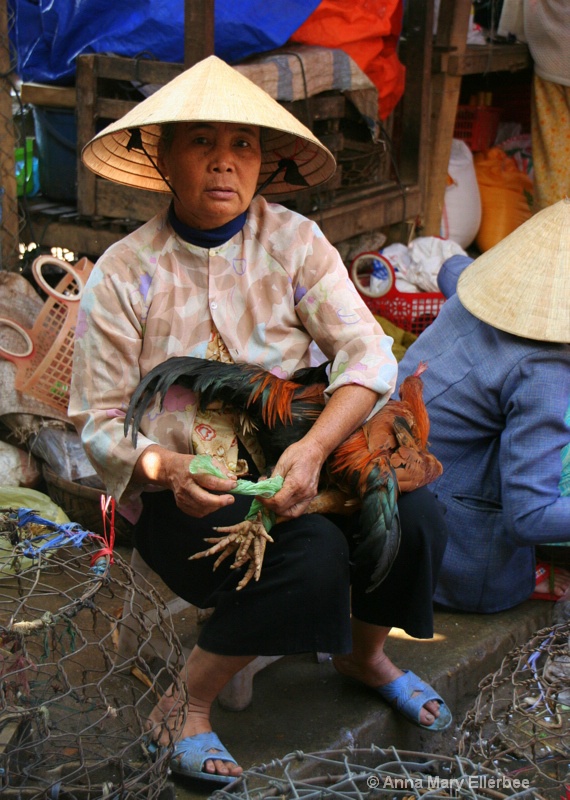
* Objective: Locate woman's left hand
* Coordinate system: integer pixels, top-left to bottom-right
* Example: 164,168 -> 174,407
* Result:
262,383 -> 380,518
261,439 -> 326,518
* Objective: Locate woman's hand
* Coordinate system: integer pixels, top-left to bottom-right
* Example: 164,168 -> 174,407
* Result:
263,384 -> 379,519
262,439 -> 326,518
133,445 -> 237,517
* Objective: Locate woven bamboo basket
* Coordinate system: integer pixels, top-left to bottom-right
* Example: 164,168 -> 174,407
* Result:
42,465 -> 134,546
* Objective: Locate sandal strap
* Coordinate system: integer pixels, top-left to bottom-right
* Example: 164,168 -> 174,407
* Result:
379,670 -> 443,723
172,731 -> 238,772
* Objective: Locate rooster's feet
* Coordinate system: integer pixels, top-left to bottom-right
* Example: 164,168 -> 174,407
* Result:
189,513 -> 274,590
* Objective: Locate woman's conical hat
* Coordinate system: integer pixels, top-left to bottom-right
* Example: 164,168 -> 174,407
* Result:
457,198 -> 570,343
81,55 -> 336,196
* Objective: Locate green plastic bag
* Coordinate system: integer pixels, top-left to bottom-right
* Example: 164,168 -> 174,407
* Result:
189,455 -> 283,531
0,486 -> 70,523
189,455 -> 283,498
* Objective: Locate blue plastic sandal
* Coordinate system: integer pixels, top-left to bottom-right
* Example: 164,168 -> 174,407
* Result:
374,670 -> 452,731
169,731 -> 239,784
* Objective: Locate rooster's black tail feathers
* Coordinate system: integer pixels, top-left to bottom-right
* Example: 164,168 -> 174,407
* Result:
124,356 -> 330,447
124,356 -> 268,445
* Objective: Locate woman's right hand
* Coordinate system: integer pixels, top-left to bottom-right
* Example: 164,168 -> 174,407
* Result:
133,445 -> 237,517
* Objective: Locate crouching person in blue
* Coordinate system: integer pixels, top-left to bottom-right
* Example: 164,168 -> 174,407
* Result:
397,199 -> 570,614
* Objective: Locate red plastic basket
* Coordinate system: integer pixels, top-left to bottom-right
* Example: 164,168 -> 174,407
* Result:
350,252 -> 445,336
453,105 -> 501,152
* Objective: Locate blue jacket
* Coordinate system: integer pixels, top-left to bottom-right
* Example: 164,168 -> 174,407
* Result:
397,294 -> 570,613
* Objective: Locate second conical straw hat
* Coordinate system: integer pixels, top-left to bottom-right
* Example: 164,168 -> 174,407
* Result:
457,198 -> 570,343
82,55 -> 336,196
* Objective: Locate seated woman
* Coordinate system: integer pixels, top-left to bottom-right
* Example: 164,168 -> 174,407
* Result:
69,55 -> 450,786
398,200 -> 570,615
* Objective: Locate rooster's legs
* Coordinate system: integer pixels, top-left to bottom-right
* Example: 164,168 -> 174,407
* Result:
305,487 -> 359,516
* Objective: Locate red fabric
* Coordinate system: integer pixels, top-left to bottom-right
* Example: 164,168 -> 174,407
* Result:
290,0 -> 406,120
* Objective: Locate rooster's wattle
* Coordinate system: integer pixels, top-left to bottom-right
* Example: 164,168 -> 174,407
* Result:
124,357 -> 442,592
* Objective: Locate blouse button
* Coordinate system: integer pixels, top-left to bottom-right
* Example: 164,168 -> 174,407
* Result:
210,301 -> 218,310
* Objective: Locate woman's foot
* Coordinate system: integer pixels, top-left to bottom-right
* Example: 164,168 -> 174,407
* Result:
333,651 -> 443,728
145,645 -> 254,779
147,688 -> 242,779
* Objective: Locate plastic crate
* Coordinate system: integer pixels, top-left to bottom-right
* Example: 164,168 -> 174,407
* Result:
453,105 -> 501,152
350,252 -> 446,335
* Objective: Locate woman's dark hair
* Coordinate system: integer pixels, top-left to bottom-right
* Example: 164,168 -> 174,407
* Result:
158,123 -> 177,158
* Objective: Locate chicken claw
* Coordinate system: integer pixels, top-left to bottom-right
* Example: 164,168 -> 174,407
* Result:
189,530 -> 244,559
188,512 -> 274,590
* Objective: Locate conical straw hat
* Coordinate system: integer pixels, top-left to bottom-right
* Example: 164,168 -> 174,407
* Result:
82,55 -> 336,196
457,198 -> 570,343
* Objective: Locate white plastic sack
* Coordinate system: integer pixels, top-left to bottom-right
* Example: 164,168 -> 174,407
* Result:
441,139 -> 482,249
383,237 -> 467,293
381,244 -> 420,292
467,6 -> 487,45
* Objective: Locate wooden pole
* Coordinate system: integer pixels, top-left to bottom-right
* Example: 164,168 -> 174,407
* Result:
422,0 -> 472,235
184,0 -> 215,68
399,0 -> 434,196
0,0 -> 20,270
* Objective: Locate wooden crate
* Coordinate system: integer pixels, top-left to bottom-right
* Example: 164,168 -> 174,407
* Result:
18,0 -> 435,256
75,55 -> 181,221
21,83 -> 76,109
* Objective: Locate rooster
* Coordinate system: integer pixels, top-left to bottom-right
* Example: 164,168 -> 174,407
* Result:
124,358 -> 442,592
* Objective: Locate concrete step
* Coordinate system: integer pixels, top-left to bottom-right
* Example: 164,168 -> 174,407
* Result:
163,598 -> 555,798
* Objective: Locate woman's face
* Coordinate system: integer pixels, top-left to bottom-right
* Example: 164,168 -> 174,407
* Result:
158,121 -> 262,229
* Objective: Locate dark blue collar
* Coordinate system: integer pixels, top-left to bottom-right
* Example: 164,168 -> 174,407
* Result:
168,203 -> 247,248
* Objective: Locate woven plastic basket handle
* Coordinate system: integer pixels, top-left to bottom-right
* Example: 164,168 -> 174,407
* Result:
0,317 -> 35,362
32,256 -> 86,303
350,252 -> 395,298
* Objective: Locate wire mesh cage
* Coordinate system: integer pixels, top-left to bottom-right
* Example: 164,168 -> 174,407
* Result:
458,621 -> 570,798
0,507 -> 187,799
210,746 -> 541,800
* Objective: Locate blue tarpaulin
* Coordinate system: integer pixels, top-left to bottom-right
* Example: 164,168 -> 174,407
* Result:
10,0 -> 322,85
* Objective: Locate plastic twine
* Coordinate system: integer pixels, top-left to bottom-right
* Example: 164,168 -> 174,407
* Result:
90,495 -> 116,570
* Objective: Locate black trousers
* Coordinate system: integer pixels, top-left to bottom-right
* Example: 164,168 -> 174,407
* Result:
134,487 -> 448,656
